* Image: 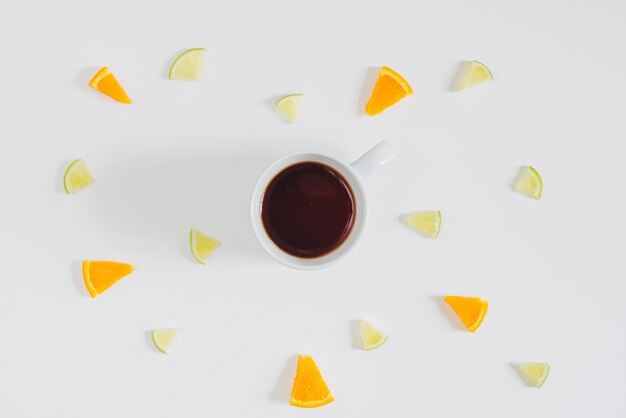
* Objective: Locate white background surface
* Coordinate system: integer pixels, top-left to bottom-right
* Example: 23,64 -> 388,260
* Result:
1,0 -> 625,416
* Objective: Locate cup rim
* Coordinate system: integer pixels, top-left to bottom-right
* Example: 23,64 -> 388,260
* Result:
250,150 -> 367,270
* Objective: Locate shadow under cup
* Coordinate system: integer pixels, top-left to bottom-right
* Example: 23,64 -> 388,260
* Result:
251,153 -> 367,269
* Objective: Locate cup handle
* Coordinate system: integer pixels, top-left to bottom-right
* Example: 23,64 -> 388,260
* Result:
350,140 -> 398,179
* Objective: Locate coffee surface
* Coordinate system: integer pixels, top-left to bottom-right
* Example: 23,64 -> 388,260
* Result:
261,162 -> 355,258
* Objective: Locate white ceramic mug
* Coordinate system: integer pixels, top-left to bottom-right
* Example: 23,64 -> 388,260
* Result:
250,140 -> 398,269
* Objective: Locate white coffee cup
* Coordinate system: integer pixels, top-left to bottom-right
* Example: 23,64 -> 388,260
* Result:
250,140 -> 397,269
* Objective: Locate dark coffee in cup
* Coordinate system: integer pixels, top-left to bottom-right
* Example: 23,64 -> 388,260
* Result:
261,161 -> 356,258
